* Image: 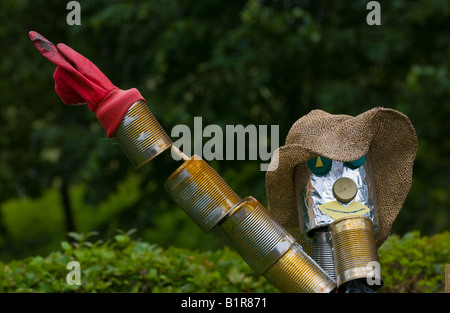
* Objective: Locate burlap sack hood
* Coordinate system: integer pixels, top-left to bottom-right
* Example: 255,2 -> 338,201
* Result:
265,107 -> 417,251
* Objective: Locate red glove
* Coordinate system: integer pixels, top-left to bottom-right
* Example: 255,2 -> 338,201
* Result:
29,31 -> 144,137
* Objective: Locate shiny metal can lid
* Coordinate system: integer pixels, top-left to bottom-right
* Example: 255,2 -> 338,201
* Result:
332,177 -> 358,203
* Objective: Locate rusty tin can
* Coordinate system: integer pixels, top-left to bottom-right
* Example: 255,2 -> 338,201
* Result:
165,156 -> 241,233
114,100 -> 172,169
220,197 -> 295,274
263,242 -> 336,293
220,197 -> 336,293
330,216 -> 382,290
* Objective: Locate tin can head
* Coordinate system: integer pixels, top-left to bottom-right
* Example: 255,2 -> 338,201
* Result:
295,157 -> 378,238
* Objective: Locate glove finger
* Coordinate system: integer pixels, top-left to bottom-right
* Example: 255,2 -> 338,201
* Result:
56,43 -> 115,91
29,31 -> 115,93
54,68 -> 86,105
29,31 -> 78,74
54,67 -> 110,111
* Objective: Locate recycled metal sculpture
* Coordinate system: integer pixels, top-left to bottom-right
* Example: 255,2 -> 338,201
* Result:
29,31 -> 417,293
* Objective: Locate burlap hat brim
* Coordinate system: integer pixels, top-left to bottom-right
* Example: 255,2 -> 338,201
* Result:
265,107 -> 417,252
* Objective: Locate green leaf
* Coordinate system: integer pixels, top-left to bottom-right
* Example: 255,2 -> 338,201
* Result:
61,241 -> 72,251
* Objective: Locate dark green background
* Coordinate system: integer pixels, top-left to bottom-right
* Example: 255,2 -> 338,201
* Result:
0,0 -> 448,261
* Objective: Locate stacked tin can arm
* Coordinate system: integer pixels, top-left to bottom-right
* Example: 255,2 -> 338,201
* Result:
113,113 -> 337,292
166,156 -> 336,293
29,31 -> 336,293
116,102 -> 336,292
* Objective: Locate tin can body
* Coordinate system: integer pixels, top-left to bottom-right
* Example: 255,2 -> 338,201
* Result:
312,230 -> 336,280
330,216 -> 382,290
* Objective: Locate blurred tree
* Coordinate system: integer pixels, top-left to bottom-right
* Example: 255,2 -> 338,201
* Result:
0,0 -> 448,260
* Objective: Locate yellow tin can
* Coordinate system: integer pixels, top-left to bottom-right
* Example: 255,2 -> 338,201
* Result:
263,243 -> 336,293
220,197 -> 336,293
330,216 -> 382,290
165,156 -> 241,233
114,100 -> 172,169
220,197 -> 295,274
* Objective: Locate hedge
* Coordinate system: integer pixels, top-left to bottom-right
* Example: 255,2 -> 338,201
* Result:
0,230 -> 448,293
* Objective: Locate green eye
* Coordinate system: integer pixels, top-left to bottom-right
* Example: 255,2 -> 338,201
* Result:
344,155 -> 366,169
307,156 -> 332,176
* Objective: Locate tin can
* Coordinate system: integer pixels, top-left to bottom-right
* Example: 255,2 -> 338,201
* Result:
263,243 -> 336,293
312,230 -> 336,280
114,100 -> 172,169
220,197 -> 295,274
165,156 -> 241,233
330,216 -> 382,290
295,160 -> 378,237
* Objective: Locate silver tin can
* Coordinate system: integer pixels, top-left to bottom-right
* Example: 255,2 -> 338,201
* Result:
312,230 -> 336,280
295,160 -> 378,237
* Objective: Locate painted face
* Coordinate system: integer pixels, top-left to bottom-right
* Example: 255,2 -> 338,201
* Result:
295,155 -> 378,237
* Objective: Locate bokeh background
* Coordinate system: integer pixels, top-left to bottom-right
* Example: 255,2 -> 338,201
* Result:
0,0 -> 448,262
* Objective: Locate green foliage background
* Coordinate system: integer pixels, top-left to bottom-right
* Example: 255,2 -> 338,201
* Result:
0,231 -> 448,293
0,0 -> 448,292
